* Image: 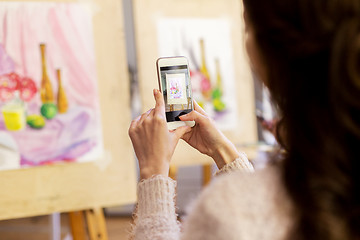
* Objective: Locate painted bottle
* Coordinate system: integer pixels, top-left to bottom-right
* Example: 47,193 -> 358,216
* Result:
212,59 -> 226,112
56,69 -> 68,114
199,39 -> 212,100
40,44 -> 54,103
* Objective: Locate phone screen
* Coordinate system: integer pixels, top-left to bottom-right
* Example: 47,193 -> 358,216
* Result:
159,65 -> 193,122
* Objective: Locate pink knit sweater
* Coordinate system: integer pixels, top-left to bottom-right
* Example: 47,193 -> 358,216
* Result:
131,153 -> 294,239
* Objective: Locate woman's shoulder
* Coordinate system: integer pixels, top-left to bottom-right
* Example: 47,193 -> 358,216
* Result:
182,163 -> 294,240
205,163 -> 291,213
216,162 -> 285,197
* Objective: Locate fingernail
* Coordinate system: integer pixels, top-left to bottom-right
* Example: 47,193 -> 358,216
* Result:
153,89 -> 157,95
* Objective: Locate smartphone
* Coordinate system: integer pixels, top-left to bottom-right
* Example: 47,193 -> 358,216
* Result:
156,56 -> 195,130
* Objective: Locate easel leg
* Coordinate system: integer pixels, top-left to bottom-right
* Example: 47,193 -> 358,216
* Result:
68,211 -> 87,240
85,208 -> 108,240
50,212 -> 61,240
202,164 -> 212,186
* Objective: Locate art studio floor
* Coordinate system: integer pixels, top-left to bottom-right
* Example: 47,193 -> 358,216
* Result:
0,213 -> 132,240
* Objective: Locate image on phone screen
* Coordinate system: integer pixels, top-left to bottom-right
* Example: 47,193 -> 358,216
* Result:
159,65 -> 193,122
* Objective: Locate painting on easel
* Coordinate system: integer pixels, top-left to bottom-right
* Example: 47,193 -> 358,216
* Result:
157,18 -> 239,131
0,2 -> 102,170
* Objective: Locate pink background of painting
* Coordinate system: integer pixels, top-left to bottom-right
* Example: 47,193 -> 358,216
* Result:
0,3 -> 98,109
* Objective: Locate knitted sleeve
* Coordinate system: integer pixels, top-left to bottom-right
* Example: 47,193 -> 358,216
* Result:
131,175 -> 180,240
215,152 -> 254,175
131,153 -> 253,240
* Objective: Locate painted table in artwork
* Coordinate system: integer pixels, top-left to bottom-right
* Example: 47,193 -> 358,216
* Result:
0,105 -> 100,166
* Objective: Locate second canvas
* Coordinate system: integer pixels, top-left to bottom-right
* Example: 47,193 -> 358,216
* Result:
133,0 -> 257,165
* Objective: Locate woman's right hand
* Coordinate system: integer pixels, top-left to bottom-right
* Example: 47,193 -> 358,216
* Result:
179,101 -> 240,169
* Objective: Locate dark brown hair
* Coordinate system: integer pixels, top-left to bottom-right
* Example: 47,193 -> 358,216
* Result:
243,0 -> 360,239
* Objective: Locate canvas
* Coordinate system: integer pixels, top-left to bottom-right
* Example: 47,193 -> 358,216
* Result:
0,2 -> 102,170
157,18 -> 238,130
166,73 -> 187,105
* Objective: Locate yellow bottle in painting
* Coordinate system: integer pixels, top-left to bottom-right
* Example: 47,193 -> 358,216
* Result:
215,59 -> 223,95
2,92 -> 26,131
40,44 -> 54,103
199,39 -> 212,100
56,69 -> 68,114
212,59 -> 226,112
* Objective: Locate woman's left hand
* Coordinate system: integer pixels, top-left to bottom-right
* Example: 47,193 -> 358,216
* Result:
129,89 -> 191,180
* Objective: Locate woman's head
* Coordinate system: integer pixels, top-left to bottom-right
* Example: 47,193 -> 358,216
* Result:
243,0 -> 360,239
243,0 -> 360,142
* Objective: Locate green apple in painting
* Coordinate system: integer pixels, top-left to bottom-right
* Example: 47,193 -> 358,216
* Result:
40,103 -> 58,120
26,115 -> 46,129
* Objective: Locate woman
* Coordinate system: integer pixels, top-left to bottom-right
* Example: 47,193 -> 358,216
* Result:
128,0 -> 360,239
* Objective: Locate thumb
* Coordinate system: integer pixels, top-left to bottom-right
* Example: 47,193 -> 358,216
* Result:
172,126 -> 192,140
179,110 -> 207,124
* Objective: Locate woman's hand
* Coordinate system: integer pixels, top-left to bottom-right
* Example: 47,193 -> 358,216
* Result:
129,89 -> 191,180
180,101 -> 240,169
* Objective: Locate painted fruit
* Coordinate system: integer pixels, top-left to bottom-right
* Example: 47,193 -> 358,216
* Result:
19,77 -> 37,102
212,88 -> 222,99
213,98 -> 226,112
40,103 -> 57,119
0,72 -> 21,101
26,115 -> 46,129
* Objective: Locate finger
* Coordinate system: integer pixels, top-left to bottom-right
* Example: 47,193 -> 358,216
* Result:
147,108 -> 154,116
179,109 -> 208,124
172,126 -> 192,141
145,108 -> 155,120
134,114 -> 141,122
130,115 -> 141,126
139,109 -> 153,124
129,119 -> 137,133
129,115 -> 141,137
153,89 -> 166,117
193,100 -> 207,116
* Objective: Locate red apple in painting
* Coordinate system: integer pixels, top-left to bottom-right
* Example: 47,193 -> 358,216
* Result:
0,88 -> 13,101
19,77 -> 37,102
0,72 -> 37,102
7,73 -> 21,86
190,70 -> 201,94
190,70 -> 211,96
0,72 -> 20,101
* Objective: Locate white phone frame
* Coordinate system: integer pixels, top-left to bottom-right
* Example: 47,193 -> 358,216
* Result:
156,56 -> 195,130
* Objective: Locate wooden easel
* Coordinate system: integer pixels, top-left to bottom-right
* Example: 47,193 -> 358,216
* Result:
69,209 -> 108,240
169,164 -> 213,186
0,1 -> 137,239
